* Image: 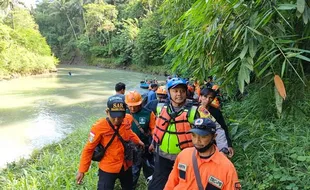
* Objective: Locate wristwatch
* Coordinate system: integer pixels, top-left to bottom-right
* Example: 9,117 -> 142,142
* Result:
220,147 -> 229,155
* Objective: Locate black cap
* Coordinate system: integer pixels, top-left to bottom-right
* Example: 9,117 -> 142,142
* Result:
188,118 -> 216,136
107,95 -> 126,118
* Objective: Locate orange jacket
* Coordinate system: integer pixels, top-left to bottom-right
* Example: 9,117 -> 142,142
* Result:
78,114 -> 141,173
164,146 -> 240,190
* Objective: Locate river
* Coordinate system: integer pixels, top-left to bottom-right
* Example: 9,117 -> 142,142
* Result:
0,65 -> 161,169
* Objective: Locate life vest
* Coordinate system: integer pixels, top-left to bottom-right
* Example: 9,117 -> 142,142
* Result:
153,103 -> 196,154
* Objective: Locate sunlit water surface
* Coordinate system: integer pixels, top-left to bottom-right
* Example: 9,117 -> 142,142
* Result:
0,65 -> 160,169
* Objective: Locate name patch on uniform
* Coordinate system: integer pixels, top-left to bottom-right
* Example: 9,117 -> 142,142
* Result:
89,132 -> 95,143
178,163 -> 187,171
208,176 -> 223,189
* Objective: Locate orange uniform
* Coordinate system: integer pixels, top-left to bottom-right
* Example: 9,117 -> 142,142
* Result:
164,146 -> 240,190
78,114 -> 141,173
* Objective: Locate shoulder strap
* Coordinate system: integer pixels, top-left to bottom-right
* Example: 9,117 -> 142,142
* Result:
103,131 -> 117,152
131,115 -> 149,137
101,118 -> 120,153
192,149 -> 204,190
106,117 -> 126,145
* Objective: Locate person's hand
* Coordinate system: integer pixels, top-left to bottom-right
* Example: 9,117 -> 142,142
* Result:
76,172 -> 84,185
148,144 -> 154,153
138,141 -> 145,149
228,147 -> 234,158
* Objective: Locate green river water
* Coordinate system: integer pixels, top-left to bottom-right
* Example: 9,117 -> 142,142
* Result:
0,65 -> 161,168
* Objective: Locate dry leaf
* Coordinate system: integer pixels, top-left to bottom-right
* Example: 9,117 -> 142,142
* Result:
274,75 -> 287,100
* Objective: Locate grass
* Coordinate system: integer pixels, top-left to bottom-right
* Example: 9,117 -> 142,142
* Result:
1,81 -> 309,189
225,82 -> 310,189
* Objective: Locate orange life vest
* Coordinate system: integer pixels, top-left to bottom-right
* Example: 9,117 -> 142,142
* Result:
153,104 -> 193,150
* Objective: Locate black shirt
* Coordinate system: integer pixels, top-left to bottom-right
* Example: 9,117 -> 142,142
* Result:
208,106 -> 232,147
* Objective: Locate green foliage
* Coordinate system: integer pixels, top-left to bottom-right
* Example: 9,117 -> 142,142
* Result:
133,12 -> 165,66
110,18 -> 139,65
118,0 -> 146,20
0,9 -> 57,79
84,3 -> 118,35
225,82 -> 310,189
34,0 -> 83,59
162,0 -> 310,118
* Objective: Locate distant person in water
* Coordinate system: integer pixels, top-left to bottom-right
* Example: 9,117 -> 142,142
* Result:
68,72 -> 72,76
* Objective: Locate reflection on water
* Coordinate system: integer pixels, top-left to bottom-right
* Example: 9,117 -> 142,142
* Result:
0,65 -> 160,169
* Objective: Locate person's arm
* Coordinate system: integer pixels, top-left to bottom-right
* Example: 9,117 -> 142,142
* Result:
164,155 -> 180,189
217,110 -> 232,147
77,120 -> 104,184
78,124 -> 102,173
214,122 -> 228,152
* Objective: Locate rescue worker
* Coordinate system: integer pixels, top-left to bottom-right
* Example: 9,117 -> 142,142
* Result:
115,82 -> 126,101
144,86 -> 168,114
148,78 -> 199,190
164,118 -> 241,190
125,91 -> 156,189
76,95 -> 144,190
200,88 -> 234,158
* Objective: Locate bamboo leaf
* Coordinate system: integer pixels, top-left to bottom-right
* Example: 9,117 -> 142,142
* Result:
246,57 -> 254,71
281,60 -> 286,77
257,53 -> 281,77
238,67 -> 245,93
303,6 -> 309,24
247,26 -> 264,36
239,45 -> 248,59
297,0 -> 305,14
226,59 -> 238,72
295,54 -> 310,62
283,48 -> 310,53
274,75 -> 287,100
249,39 -> 256,58
277,4 -> 297,10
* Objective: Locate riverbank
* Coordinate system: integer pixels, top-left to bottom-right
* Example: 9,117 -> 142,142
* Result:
1,83 -> 309,189
88,58 -> 170,76
0,62 -> 168,81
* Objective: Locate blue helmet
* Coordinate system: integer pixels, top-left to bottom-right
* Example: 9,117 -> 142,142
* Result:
166,77 -> 187,90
